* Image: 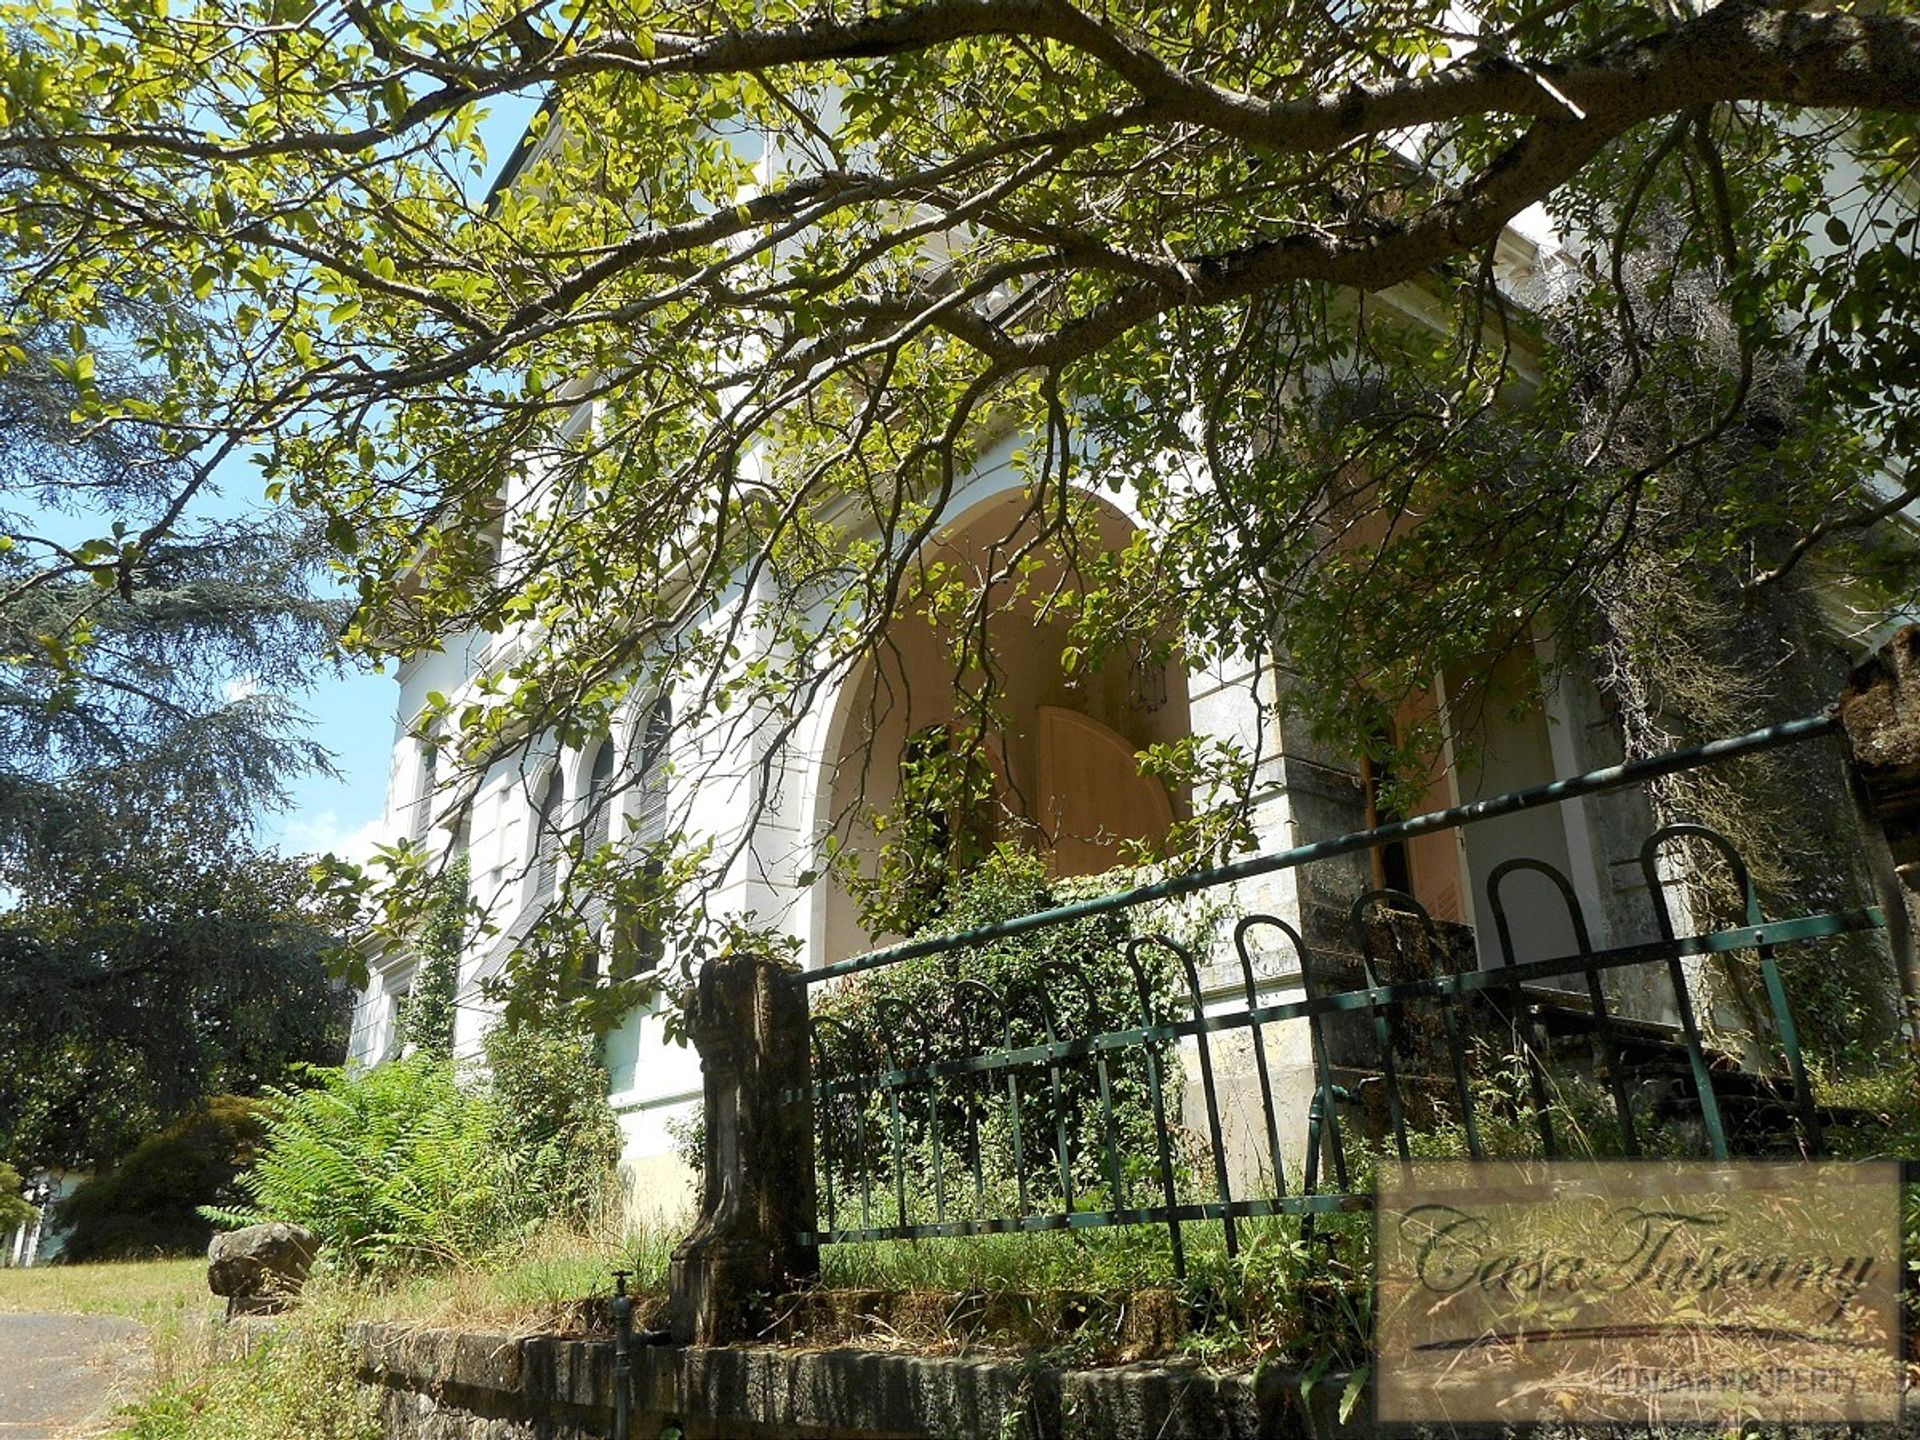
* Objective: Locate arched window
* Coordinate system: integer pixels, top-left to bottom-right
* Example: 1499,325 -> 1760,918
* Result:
577,740 -> 620,985
635,696 -> 672,851
414,734 -> 438,842
531,768 -> 565,905
586,740 -> 617,852
613,695 -> 672,977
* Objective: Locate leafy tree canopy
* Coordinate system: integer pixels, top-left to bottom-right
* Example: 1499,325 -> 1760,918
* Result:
0,1159 -> 34,1231
0,838 -> 353,1171
3,0 -> 1918,996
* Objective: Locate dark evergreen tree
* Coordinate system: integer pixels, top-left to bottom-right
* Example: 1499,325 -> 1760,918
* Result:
0,322 -> 342,884
0,321 -> 353,1171
0,840 -> 353,1171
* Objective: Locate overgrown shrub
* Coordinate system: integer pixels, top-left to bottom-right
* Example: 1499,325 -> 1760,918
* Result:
393,859 -> 465,1062
210,1056 -> 528,1272
56,1097 -> 263,1261
482,1012 -> 624,1225
0,1159 -> 35,1231
811,846 -> 1188,1220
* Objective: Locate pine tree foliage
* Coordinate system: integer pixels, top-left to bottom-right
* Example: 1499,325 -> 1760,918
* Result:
0,327 -> 343,881
0,320 -> 357,1173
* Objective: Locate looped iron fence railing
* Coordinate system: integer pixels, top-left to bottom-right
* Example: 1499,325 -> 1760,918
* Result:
791,713 -> 1897,1273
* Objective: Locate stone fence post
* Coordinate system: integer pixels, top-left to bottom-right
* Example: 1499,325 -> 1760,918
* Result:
669,952 -> 818,1346
1837,623 -> 1920,1059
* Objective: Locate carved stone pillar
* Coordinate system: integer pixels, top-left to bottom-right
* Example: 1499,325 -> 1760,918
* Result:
1837,623 -> 1920,1058
668,953 -> 818,1345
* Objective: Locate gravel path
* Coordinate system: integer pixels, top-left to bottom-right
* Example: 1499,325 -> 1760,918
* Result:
0,1313 -> 146,1439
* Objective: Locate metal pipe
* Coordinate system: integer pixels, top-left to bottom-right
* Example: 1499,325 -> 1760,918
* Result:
807,712 -> 1842,984
610,1269 -> 632,1440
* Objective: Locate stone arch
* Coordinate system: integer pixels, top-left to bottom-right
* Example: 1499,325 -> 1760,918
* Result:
807,482 -> 1192,967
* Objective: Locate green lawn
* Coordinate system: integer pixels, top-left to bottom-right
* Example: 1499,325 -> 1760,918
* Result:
0,1257 -> 214,1326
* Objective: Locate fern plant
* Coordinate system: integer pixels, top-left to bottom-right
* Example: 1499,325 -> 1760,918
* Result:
207,1056 -> 532,1272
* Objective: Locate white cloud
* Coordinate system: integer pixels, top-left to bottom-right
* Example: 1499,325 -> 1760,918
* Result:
279,809 -> 390,866
222,675 -> 263,703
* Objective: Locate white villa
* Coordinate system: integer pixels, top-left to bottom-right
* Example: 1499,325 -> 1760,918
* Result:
345,108 -> 1907,1215
347,393 -> 1720,1213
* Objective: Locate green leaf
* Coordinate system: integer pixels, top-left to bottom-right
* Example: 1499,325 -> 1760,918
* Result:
326,514 -> 360,555
1339,1366 -> 1370,1424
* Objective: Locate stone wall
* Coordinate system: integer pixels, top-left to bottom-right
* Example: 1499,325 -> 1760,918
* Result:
354,1323 -> 1920,1440
352,1322 -> 1339,1440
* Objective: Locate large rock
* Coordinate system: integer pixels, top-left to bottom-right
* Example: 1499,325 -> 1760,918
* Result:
207,1222 -> 318,1307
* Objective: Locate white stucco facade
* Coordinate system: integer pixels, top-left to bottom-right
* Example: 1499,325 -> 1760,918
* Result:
344,99 -> 1916,1219
345,402 -> 1669,1218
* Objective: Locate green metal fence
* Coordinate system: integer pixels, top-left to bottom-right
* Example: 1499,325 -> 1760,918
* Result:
795,714 -> 1894,1273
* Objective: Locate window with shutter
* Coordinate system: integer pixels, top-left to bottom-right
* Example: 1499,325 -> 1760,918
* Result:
587,741 -> 617,850
614,695 -> 672,978
580,740 -> 619,981
414,736 -> 438,841
532,769 -> 564,906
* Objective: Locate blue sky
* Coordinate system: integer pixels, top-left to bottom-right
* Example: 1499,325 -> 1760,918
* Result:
256,659 -> 400,863
254,90 -> 544,864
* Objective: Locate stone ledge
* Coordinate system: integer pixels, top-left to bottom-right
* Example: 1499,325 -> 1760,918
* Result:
353,1323 -> 1918,1440
353,1322 -> 1328,1439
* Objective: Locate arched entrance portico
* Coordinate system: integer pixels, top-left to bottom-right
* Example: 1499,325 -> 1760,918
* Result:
815,487 -> 1192,964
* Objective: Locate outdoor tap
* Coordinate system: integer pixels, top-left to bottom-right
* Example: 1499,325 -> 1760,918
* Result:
610,1268 -> 633,1440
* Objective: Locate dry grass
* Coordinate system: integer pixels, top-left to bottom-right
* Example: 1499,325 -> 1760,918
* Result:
0,1210 -> 682,1440
110,1210 -> 684,1440
0,1257 -> 214,1326
341,1211 -> 682,1336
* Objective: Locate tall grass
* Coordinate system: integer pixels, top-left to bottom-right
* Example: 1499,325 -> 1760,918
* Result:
104,1201 -> 683,1440
815,1209 -> 1373,1369
118,1277 -> 381,1440
344,1206 -> 681,1334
